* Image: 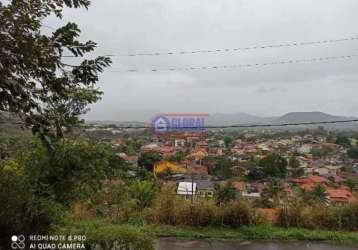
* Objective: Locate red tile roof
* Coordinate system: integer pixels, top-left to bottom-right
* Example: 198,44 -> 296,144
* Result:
187,165 -> 209,175
327,188 -> 357,203
232,181 -> 246,193
308,175 -> 329,183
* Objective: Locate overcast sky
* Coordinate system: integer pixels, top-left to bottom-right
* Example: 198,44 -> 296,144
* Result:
46,0 -> 358,121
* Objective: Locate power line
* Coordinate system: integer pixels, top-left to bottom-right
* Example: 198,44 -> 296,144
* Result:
106,54 -> 358,73
62,36 -> 358,58
83,119 -> 358,129
2,119 -> 358,129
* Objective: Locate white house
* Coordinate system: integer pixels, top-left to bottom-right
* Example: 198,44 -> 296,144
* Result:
177,182 -> 197,196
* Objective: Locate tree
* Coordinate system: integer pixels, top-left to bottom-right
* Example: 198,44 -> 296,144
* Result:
259,154 -> 288,179
205,155 -> 233,179
223,136 -> 232,148
216,182 -> 237,205
288,156 -> 304,178
347,147 -> 358,160
0,0 -> 111,140
262,178 -> 285,207
346,178 -> 358,192
138,151 -> 162,171
311,146 -> 333,158
336,136 -> 351,148
129,180 -> 157,211
0,138 -> 116,243
309,184 -> 329,206
167,150 -> 186,162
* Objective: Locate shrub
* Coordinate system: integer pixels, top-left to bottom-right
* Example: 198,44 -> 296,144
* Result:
56,219 -> 154,250
220,200 -> 257,227
0,137 -> 125,245
276,200 -> 358,231
276,200 -> 311,228
187,199 -> 217,227
144,188 -> 181,225
333,203 -> 358,231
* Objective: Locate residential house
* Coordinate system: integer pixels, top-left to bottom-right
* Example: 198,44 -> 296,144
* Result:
174,139 -> 186,148
177,181 -> 196,198
187,148 -> 208,162
314,165 -> 342,176
314,167 -> 329,175
196,140 -> 209,149
140,144 -> 175,157
297,144 -> 312,154
327,188 -> 357,205
289,175 -> 329,190
196,179 -> 215,198
187,164 -> 209,175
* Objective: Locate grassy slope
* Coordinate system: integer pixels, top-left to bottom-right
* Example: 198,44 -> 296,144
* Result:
148,224 -> 358,244
57,220 -> 358,245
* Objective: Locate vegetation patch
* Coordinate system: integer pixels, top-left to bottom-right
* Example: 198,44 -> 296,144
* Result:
150,224 -> 358,244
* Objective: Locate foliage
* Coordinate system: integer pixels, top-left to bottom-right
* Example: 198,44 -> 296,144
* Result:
216,182 -> 237,205
261,178 -> 286,207
138,151 -> 162,171
0,0 -> 111,140
223,136 -> 232,148
336,136 -> 351,148
311,146 -> 334,158
249,154 -> 287,179
118,140 -> 142,155
297,184 -> 329,207
204,155 -> 234,179
309,184 -> 329,206
220,200 -> 257,227
276,199 -> 311,228
151,224 -> 358,243
129,180 -> 158,211
56,219 -> 154,250
346,178 -> 358,192
0,137 -> 121,244
288,156 -> 304,178
347,147 -> 358,159
166,150 -> 186,162
0,158 -> 64,239
145,188 -> 259,228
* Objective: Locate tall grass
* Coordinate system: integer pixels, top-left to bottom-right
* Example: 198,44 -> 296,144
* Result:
71,184 -> 358,232
276,201 -> 358,231
144,188 -> 261,227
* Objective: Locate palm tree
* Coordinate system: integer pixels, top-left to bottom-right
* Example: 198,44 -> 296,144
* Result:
130,180 -> 157,211
309,184 -> 329,206
346,178 -> 357,192
262,178 -> 286,207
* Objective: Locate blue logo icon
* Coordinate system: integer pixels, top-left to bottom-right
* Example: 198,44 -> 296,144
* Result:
151,113 -> 208,132
152,115 -> 171,132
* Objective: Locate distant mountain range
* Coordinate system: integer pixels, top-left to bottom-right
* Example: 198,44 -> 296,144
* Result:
86,111 -> 358,130
206,111 -> 357,129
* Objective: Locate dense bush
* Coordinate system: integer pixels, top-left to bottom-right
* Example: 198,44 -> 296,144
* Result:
0,138 -> 124,245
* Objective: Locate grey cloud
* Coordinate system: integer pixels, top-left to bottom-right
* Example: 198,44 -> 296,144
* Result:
45,0 -> 358,120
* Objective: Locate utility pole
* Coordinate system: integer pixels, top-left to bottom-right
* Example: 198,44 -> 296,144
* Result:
190,172 -> 194,225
